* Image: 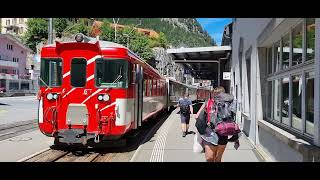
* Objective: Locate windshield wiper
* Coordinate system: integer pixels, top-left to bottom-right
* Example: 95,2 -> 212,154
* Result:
112,66 -> 123,84
38,77 -> 51,89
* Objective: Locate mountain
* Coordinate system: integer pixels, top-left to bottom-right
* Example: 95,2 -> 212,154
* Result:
100,18 -> 215,48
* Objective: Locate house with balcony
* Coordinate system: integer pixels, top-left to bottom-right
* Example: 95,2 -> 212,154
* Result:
90,21 -> 159,39
0,34 -> 36,96
1,18 -> 28,36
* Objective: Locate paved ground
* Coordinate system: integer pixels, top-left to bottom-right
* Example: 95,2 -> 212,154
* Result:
132,108 -> 264,162
0,96 -> 38,125
0,129 -> 53,162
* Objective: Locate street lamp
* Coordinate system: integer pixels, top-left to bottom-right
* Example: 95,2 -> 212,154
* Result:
48,18 -> 53,44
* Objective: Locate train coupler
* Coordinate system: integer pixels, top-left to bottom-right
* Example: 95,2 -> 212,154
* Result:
94,134 -> 100,143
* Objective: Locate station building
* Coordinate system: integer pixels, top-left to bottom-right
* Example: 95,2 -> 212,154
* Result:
230,18 -> 320,161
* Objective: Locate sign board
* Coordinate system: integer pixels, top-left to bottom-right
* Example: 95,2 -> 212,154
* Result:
223,72 -> 231,80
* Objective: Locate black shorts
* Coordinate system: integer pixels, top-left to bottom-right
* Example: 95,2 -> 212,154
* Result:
180,114 -> 190,124
217,135 -> 228,145
202,135 -> 228,146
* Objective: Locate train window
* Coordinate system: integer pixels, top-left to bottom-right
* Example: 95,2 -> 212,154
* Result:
159,81 -> 162,96
71,58 -> 87,87
149,80 -> 152,96
40,58 -> 62,87
154,80 -> 157,96
143,79 -> 146,96
95,58 -> 129,88
156,80 -> 159,96
160,81 -> 162,96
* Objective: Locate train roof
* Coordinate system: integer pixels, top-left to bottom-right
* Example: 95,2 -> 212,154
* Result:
43,36 -> 128,49
43,35 -> 164,79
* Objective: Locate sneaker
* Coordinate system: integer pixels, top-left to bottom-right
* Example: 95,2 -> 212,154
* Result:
182,132 -> 186,137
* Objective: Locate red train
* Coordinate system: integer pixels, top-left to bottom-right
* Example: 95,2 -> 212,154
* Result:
37,34 -> 209,146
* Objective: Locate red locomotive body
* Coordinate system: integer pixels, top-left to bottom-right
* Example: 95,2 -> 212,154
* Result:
37,34 -> 209,146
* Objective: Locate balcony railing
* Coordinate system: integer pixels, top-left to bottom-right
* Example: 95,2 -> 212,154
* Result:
0,59 -> 19,68
0,73 -> 18,80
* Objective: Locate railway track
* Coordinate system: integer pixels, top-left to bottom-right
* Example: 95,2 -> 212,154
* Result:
0,120 -> 38,141
21,110 -> 172,162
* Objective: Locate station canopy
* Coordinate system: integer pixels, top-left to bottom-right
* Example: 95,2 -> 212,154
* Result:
167,46 -> 231,80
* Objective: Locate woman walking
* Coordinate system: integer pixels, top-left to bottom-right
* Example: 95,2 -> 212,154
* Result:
195,87 -> 240,162
213,86 -> 240,162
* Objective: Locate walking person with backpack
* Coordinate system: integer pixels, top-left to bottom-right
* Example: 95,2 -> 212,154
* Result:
213,86 -> 240,162
178,92 -> 194,137
195,87 -> 241,162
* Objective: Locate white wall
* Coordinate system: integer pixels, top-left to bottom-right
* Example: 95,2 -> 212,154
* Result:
231,18 -> 272,144
231,18 -> 320,161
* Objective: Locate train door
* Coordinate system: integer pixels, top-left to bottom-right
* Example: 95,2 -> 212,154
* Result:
133,64 -> 143,129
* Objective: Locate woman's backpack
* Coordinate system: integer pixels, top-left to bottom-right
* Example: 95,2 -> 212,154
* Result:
195,107 -> 207,135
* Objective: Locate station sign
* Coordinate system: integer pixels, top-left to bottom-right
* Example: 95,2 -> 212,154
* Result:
223,72 -> 231,80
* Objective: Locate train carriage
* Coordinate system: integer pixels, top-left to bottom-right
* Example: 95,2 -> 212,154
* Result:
37,34 -> 209,147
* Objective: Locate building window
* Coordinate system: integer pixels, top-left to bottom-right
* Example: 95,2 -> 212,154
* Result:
281,34 -> 290,70
6,19 -> 10,25
306,18 -> 315,61
273,79 -> 281,122
19,18 -> 23,24
274,41 -> 281,72
291,74 -> 302,130
21,82 -> 29,90
7,44 -> 13,50
281,77 -> 290,126
265,20 -> 315,143
9,82 -> 19,90
246,56 -> 251,104
1,69 -> 8,73
267,47 -> 273,74
305,71 -> 314,135
266,81 -> 272,118
292,23 -> 303,66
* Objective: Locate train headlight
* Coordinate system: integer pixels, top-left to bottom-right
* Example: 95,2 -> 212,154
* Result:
53,93 -> 58,100
75,33 -> 84,42
46,93 -> 53,100
98,94 -> 103,101
103,94 -> 110,101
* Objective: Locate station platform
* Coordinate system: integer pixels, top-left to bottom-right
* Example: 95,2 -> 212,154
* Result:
131,108 -> 264,162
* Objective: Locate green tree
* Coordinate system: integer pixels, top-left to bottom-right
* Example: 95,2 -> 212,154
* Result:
99,20 -> 115,41
23,18 -> 48,52
54,18 -> 68,38
129,32 -> 154,61
63,19 -> 91,36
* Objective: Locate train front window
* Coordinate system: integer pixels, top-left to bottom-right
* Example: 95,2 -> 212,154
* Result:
71,58 -> 87,87
95,58 -> 129,88
40,58 -> 62,87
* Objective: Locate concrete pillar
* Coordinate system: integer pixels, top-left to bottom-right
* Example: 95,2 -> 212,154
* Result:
5,79 -> 9,92
314,18 -> 320,146
218,60 -> 221,86
19,79 -> 22,90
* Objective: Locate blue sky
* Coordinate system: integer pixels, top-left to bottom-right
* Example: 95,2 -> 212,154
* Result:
196,18 -> 232,46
